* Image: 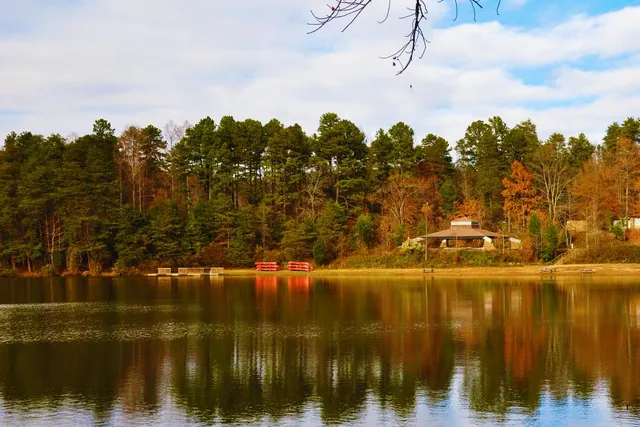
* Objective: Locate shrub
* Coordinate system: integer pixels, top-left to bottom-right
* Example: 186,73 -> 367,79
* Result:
41,264 -> 58,277
355,214 -> 375,248
0,268 -> 17,277
393,223 -> 408,247
568,240 -> 640,263
540,224 -> 559,262
459,251 -> 494,266
313,240 -> 329,266
399,239 -> 424,256
611,222 -> 625,241
226,236 -> 254,267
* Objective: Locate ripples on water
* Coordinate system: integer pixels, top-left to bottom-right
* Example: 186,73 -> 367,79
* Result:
0,276 -> 639,426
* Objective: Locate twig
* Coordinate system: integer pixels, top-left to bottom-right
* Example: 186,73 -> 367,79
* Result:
308,0 -> 494,75
307,0 -> 374,34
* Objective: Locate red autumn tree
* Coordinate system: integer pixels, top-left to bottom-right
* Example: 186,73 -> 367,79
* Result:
501,160 -> 542,232
572,155 -> 621,248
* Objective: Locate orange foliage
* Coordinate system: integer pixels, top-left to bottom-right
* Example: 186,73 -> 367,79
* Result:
452,198 -> 492,225
628,229 -> 640,244
572,156 -> 621,229
375,173 -> 443,232
453,198 -> 481,218
520,235 -> 536,262
501,160 -> 541,230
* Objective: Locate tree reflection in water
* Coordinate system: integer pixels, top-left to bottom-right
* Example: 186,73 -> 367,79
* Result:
0,275 -> 638,425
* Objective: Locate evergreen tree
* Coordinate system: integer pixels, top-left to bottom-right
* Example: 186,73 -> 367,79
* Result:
474,122 -> 502,209
603,117 -> 640,153
387,121 -> 416,175
113,205 -> 149,268
313,113 -> 367,209
528,213 -> 542,259
567,133 -> 594,172
315,201 -> 347,262
368,129 -> 394,185
440,178 -> 458,215
227,206 -> 256,267
540,223 -> 558,262
416,133 -> 453,180
502,119 -> 539,168
355,213 -> 375,248
148,198 -> 184,264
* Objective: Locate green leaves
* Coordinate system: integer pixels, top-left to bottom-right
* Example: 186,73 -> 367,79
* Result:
0,112 -> 636,272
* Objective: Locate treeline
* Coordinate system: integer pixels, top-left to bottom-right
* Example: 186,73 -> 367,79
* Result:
1,113 -> 639,273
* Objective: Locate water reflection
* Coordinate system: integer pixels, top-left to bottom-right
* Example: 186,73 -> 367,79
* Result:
0,276 -> 638,425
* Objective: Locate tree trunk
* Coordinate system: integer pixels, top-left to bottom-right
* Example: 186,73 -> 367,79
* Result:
625,181 -> 629,230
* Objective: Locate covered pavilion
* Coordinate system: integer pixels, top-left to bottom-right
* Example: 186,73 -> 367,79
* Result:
410,217 -> 520,251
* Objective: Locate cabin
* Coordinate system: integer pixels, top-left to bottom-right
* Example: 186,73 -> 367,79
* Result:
566,220 -> 587,233
409,217 -> 520,251
613,217 -> 640,229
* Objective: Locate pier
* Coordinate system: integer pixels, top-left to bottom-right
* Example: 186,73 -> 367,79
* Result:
146,267 -> 224,277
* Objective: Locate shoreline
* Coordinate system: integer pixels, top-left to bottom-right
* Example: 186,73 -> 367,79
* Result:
226,263 -> 640,277
5,263 -> 638,278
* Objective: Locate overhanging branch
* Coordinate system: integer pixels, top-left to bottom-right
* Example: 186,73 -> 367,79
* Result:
307,0 -> 500,75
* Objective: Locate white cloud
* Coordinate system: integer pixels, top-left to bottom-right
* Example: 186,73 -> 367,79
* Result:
0,0 -> 639,150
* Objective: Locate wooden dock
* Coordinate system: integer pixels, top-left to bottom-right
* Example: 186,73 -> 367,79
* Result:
146,267 -> 224,277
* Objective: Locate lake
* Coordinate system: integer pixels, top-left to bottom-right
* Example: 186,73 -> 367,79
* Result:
0,275 -> 638,426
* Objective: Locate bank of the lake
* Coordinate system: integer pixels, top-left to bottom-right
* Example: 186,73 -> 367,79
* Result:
223,263 -> 640,277
4,262 -> 640,278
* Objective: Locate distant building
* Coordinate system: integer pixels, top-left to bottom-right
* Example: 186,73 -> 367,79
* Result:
408,217 -> 521,251
566,220 -> 587,233
613,217 -> 640,229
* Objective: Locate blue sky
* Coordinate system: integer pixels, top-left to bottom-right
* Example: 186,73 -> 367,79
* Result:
1,0 -> 640,147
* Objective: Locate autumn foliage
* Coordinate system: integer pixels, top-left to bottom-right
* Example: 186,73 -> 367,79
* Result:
2,113 -> 640,272
501,161 -> 541,231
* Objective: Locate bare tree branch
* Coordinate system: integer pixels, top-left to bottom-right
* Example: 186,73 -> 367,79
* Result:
307,0 -> 374,35
308,0 -> 501,75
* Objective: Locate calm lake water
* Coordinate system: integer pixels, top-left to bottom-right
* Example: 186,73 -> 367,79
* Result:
0,275 -> 639,426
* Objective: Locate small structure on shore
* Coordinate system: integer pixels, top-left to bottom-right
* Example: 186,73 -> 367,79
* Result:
147,267 -> 224,277
409,217 -> 521,251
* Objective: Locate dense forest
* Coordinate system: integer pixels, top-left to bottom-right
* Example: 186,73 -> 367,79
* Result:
1,113 -> 639,274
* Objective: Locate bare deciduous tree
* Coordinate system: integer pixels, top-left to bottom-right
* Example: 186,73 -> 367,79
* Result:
303,168 -> 328,219
163,120 -> 191,197
613,137 -> 640,228
163,120 -> 190,151
118,126 -> 147,212
308,0 -> 501,75
65,132 -> 79,144
531,144 -> 572,223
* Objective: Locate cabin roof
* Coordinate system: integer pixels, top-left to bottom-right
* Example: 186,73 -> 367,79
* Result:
426,227 -> 500,239
451,216 -> 477,222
